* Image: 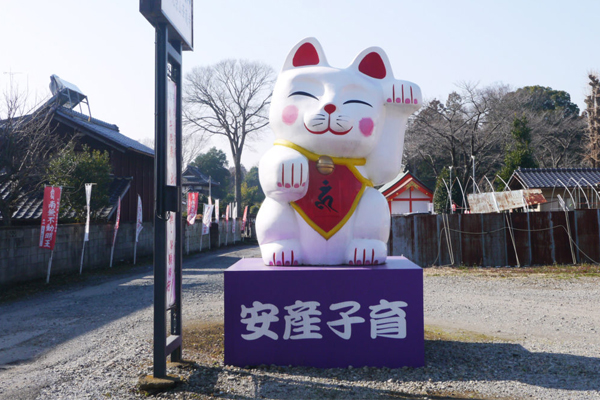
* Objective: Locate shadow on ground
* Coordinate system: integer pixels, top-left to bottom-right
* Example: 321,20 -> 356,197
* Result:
162,322 -> 600,400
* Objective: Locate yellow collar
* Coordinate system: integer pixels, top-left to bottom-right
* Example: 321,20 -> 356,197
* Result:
274,139 -> 367,167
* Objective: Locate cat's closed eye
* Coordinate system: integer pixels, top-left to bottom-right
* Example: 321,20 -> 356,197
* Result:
343,100 -> 372,108
289,91 -> 319,100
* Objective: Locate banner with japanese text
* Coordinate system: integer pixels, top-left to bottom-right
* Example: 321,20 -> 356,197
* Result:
39,186 -> 62,250
225,204 -> 230,223
202,204 -> 213,235
241,205 -> 248,231
187,192 -> 198,225
166,216 -> 176,308
84,184 -> 92,242
166,77 -> 177,187
113,197 -> 121,244
136,195 -> 143,243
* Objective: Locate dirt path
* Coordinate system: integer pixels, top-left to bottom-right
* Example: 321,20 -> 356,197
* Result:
1,249 -> 599,399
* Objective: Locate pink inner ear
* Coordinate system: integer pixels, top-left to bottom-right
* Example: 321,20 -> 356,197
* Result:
293,43 -> 320,67
358,52 -> 386,79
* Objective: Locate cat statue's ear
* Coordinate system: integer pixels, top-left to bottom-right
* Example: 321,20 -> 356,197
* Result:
349,47 -> 393,81
350,47 -> 423,186
282,37 -> 329,71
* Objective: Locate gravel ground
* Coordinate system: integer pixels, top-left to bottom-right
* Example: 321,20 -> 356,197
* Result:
1,245 -> 599,399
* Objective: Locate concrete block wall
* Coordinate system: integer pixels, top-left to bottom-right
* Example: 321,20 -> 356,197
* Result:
0,218 -> 245,286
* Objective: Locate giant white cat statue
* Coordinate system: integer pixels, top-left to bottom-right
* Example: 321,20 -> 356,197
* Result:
256,37 -> 422,266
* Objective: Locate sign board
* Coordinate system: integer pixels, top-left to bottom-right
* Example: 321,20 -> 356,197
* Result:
225,257 -> 424,368
468,189 -> 547,214
166,216 -> 176,308
140,0 -> 193,50
166,77 -> 177,186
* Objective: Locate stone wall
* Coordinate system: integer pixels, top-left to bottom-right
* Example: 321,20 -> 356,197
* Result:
0,219 -> 244,286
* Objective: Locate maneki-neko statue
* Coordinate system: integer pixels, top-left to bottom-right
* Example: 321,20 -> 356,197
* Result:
256,38 -> 422,266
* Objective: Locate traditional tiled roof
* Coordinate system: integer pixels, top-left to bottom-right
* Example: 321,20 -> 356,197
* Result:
379,171 -> 433,198
182,165 -> 220,189
54,108 -> 154,157
378,171 -> 409,194
0,176 -> 132,222
509,168 -> 600,189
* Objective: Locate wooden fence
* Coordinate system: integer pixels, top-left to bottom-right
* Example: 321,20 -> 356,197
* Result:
389,210 -> 600,267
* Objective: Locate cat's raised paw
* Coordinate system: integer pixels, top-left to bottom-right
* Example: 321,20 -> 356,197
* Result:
277,160 -> 308,189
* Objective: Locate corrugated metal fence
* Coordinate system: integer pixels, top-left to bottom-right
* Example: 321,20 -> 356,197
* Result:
389,210 -> 600,267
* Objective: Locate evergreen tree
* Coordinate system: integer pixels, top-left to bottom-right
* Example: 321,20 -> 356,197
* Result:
190,147 -> 231,199
46,143 -> 111,221
433,168 -> 460,214
497,116 -> 538,189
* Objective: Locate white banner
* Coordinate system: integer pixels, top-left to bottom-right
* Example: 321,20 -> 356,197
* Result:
136,195 -> 143,243
84,183 -> 92,242
202,204 -> 213,235
232,202 -> 237,234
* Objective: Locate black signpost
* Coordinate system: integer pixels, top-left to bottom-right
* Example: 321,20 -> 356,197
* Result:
140,0 -> 193,380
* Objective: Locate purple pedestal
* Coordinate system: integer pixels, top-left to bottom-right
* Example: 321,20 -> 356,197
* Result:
224,257 -> 424,368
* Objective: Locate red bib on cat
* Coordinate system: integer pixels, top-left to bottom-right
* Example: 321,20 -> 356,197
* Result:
275,140 -> 373,240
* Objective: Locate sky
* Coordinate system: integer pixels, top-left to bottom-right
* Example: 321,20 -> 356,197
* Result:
1,0 -> 599,169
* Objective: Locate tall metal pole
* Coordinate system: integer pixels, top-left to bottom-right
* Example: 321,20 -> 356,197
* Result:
449,166 -> 453,214
153,22 -> 168,379
471,155 -> 475,194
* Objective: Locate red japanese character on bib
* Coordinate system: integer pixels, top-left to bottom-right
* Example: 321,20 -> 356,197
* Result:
256,38 -> 422,266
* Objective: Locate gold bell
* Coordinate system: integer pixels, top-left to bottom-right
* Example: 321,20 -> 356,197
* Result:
316,155 -> 335,175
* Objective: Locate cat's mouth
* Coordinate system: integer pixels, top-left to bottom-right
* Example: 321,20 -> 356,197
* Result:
304,124 -> 352,136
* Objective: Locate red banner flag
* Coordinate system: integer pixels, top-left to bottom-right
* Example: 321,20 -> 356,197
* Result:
187,192 -> 199,225
39,186 -> 62,250
241,205 -> 249,231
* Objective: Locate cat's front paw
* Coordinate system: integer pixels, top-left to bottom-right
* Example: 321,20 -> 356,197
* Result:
260,240 -> 302,266
346,240 -> 387,266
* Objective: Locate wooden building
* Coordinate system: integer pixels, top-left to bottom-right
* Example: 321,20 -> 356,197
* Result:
379,171 -> 433,215
507,167 -> 600,211
1,76 -> 154,223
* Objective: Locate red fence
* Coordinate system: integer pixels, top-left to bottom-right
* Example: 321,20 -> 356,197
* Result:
389,210 -> 600,267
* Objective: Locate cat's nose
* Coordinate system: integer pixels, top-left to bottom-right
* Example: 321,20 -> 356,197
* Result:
324,104 -> 336,114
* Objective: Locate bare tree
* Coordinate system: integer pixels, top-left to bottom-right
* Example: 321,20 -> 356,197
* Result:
404,82 -> 512,193
584,72 -> 600,168
0,83 -> 65,225
526,110 -> 586,168
183,59 -> 275,216
138,130 -> 207,168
